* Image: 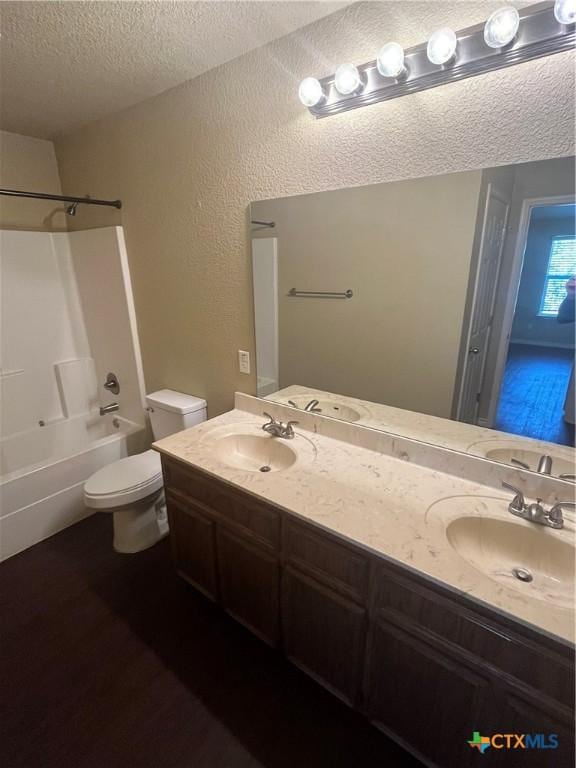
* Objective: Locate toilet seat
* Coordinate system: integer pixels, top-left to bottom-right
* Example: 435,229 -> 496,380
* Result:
84,450 -> 163,510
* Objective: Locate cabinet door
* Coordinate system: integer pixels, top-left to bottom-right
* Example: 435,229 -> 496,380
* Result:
282,566 -> 367,707
166,493 -> 218,601
217,526 -> 280,646
365,620 -> 492,768
495,689 -> 575,768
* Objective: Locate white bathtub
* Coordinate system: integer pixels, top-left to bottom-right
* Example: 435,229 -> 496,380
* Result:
0,414 -> 147,561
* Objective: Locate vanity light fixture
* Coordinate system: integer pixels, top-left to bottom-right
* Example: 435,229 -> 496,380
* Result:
299,1 -> 574,118
377,42 -> 406,78
334,63 -> 362,95
483,6 -> 520,48
427,27 -> 458,65
554,0 -> 576,24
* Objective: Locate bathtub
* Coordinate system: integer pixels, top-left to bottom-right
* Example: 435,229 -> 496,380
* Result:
0,414 -> 147,561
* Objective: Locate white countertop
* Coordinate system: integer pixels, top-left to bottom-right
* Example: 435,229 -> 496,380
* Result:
154,406 -> 575,645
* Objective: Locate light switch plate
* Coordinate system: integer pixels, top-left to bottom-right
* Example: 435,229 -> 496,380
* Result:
238,350 -> 250,375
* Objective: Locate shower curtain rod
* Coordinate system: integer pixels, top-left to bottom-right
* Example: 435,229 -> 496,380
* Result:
0,187 -> 122,209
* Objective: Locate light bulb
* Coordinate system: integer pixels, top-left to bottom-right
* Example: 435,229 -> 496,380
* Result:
298,77 -> 324,107
427,27 -> 458,65
484,6 -> 520,48
334,63 -> 361,95
377,42 -> 405,78
554,0 -> 576,24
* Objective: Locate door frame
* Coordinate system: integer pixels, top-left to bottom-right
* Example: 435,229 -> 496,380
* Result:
454,183 -> 510,423
483,193 -> 576,428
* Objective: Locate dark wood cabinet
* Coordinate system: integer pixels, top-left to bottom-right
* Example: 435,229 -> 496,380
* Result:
162,455 -> 575,768
494,689 -> 575,767
282,566 -> 367,706
166,491 -> 218,601
365,619 -> 493,768
217,526 -> 280,646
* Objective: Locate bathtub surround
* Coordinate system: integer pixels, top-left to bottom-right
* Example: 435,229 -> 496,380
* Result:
54,1 -> 575,416
0,131 -> 67,231
0,226 -> 147,560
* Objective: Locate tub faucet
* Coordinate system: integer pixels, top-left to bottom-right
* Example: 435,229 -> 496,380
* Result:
100,403 -> 119,416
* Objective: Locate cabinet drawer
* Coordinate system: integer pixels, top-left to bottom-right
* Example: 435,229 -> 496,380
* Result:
283,519 -> 370,604
373,565 -> 574,709
163,458 -> 280,549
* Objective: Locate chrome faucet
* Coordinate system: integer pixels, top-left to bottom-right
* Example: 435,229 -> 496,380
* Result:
501,482 -> 574,529
511,454 -> 553,475
287,399 -> 322,413
100,403 -> 119,416
262,412 -> 298,439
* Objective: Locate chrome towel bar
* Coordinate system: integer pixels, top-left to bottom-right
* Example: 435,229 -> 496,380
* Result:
288,288 -> 353,299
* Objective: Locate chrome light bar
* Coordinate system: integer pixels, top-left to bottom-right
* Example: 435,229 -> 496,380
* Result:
303,2 -> 575,118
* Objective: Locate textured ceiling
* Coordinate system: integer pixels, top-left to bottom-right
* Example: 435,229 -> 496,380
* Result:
0,0 -> 351,139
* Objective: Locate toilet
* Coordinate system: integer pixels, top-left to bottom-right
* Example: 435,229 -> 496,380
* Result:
84,389 -> 207,553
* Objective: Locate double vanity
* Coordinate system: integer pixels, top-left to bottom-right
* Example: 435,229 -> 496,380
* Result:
154,392 -> 575,768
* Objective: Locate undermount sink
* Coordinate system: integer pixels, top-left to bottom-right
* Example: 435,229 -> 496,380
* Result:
213,433 -> 297,473
446,515 -> 575,609
484,448 -> 575,479
286,397 -> 362,423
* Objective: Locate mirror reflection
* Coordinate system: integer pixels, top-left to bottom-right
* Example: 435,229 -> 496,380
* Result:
250,157 -> 576,477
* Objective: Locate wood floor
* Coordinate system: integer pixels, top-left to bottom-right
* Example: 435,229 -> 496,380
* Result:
495,343 -> 575,446
0,514 -> 420,768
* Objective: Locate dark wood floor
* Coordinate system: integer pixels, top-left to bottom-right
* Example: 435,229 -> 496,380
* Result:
495,343 -> 575,446
0,514 -> 420,768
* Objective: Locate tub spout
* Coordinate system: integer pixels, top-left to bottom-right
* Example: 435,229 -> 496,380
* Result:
100,403 -> 119,416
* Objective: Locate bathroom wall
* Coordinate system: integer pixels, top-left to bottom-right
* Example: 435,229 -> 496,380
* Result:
0,130 -> 67,231
252,171 -> 483,418
54,1 -> 576,417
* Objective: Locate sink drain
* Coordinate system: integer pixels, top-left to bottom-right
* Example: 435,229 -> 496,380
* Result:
512,567 -> 533,583
259,465 -> 272,473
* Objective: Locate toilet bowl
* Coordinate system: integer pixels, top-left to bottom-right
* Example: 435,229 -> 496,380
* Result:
84,450 -> 167,553
84,389 -> 207,553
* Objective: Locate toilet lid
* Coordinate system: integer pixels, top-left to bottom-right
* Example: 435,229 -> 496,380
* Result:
84,450 -> 163,509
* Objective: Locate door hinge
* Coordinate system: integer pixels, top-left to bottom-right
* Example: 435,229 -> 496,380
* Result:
476,392 -> 481,403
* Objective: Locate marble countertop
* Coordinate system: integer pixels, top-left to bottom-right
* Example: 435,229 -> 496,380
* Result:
154,406 -> 575,645
268,385 -> 576,469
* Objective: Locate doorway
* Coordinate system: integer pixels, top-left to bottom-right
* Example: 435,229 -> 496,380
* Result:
494,203 -> 575,446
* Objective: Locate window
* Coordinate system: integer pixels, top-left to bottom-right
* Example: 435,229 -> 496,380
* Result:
538,236 -> 576,317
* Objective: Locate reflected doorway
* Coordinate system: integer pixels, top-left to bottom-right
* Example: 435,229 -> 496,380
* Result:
495,203 -> 575,446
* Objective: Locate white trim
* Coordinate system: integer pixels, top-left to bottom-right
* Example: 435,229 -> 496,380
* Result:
486,194 -> 576,427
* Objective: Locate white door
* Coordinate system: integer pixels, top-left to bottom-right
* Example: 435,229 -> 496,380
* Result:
458,185 -> 510,424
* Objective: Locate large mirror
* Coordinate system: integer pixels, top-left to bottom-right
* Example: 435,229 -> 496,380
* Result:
250,156 -> 576,478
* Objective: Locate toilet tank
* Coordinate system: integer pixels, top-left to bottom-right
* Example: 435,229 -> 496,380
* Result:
145,389 -> 207,440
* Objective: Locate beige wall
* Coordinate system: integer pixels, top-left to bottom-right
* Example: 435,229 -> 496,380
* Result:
54,2 -> 576,417
253,172 -> 483,418
0,131 -> 66,231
